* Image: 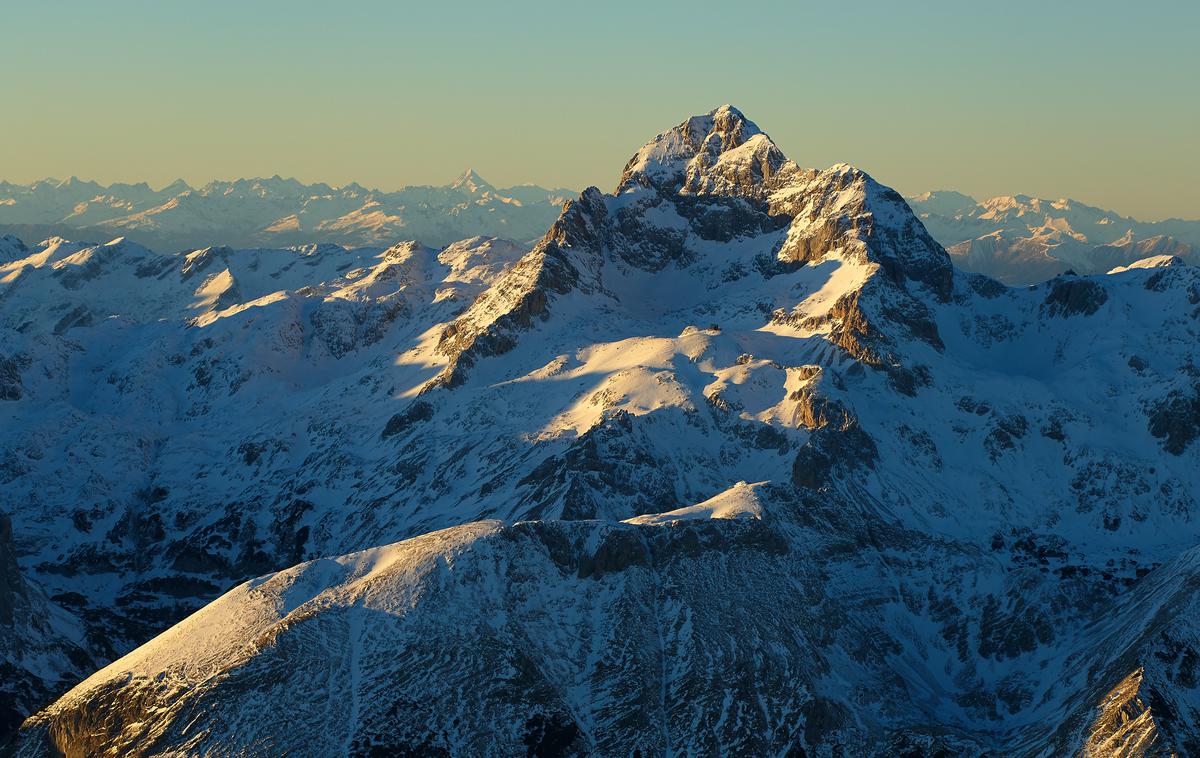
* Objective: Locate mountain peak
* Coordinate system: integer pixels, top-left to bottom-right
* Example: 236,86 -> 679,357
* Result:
452,168 -> 493,193
907,190 -> 978,217
159,178 -> 191,195
617,105 -> 785,197
56,176 -> 101,192
431,108 -> 957,391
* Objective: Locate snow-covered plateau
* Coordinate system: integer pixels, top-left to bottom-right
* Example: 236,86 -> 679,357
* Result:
2,106 -> 1199,756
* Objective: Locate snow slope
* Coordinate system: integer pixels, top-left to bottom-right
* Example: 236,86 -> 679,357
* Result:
4,106 -> 1200,755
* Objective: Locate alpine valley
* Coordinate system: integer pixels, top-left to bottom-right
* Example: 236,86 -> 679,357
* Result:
2,106 -> 1199,756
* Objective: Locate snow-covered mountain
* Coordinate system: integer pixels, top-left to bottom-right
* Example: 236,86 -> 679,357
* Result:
909,191 -> 1200,284
0,172 -> 574,252
3,106 -> 1200,755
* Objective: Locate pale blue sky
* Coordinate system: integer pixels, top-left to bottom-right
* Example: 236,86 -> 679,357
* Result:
4,0 -> 1197,218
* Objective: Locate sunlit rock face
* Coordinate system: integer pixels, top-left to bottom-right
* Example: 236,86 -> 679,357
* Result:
4,107 -> 1200,754
1080,669 -> 1161,757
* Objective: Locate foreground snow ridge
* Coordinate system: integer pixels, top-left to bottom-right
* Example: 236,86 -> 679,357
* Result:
3,105 -> 1200,756
623,480 -> 766,525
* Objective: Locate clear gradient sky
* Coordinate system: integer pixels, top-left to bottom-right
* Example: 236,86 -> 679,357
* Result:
5,0 -> 1197,219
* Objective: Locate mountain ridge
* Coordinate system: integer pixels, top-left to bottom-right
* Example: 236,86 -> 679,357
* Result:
0,172 -> 576,253
6,170 -> 1195,286
908,190 -> 1200,284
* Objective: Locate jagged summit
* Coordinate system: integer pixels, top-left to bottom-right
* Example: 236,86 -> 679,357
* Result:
451,168 -> 493,193
617,104 -> 786,197
614,106 -> 951,287
432,106 -> 954,388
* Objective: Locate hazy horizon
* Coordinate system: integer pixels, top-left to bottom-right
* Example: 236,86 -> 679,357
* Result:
5,165 -> 1200,224
5,0 -> 1197,220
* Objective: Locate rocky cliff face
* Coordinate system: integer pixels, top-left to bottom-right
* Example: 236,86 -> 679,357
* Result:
3,106 -> 1200,755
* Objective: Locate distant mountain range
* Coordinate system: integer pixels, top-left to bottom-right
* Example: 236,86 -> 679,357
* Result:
908,191 -> 1200,284
2,174 -> 1194,286
4,106 -> 1200,754
0,171 -> 574,252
